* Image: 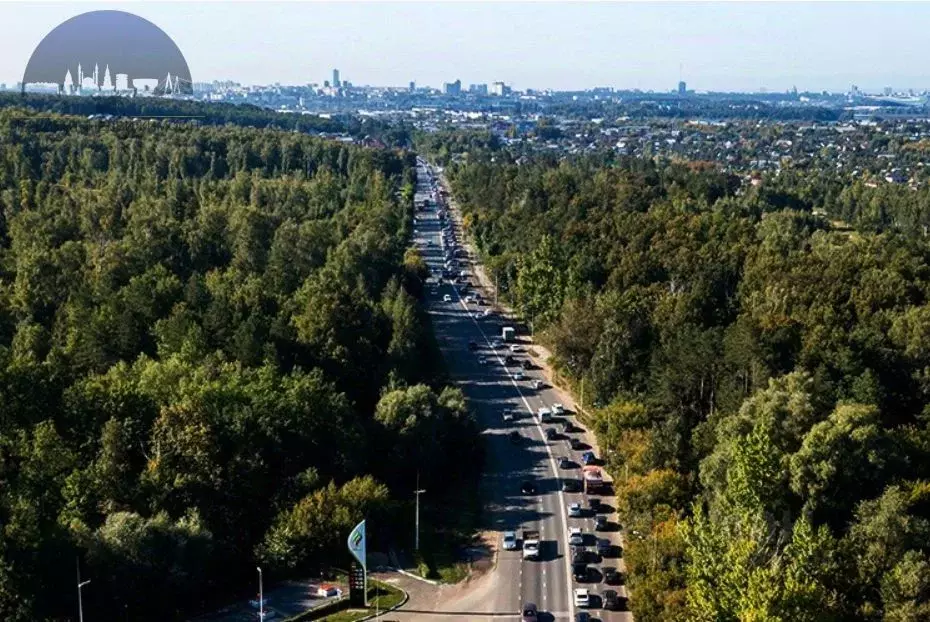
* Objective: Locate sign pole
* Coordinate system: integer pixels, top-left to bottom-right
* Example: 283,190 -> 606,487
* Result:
347,520 -> 368,608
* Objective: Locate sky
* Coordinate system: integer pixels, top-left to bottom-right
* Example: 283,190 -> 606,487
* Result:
2,1 -> 930,93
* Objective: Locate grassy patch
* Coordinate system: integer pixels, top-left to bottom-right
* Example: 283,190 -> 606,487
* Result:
313,581 -> 405,622
436,562 -> 470,584
412,475 -> 485,584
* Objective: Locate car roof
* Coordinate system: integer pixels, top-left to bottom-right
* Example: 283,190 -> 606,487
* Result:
574,588 -> 588,595
523,602 -> 537,609
503,531 -> 516,537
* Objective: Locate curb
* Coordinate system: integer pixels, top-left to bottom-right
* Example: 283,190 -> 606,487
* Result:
355,583 -> 410,621
391,566 -> 440,586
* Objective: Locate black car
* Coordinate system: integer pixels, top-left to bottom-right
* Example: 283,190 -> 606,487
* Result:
594,515 -> 608,531
572,562 -> 588,581
562,478 -> 581,492
509,431 -> 521,444
603,589 -> 620,611
521,602 -> 538,622
522,359 -> 533,370
602,567 -> 621,585
520,480 -> 536,495
467,340 -> 478,351
575,613 -> 590,622
569,438 -> 584,450
589,498 -> 602,513
545,427 -> 557,440
505,355 -> 517,365
572,549 -> 586,565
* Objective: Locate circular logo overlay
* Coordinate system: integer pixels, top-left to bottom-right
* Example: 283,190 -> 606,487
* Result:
22,10 -> 192,96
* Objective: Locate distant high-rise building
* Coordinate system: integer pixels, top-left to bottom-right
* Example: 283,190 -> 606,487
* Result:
469,83 -> 488,95
333,69 -> 340,88
324,80 -> 331,88
102,65 -> 113,91
115,74 -> 129,91
678,80 -> 687,95
490,81 -> 507,96
409,81 -> 415,92
443,79 -> 462,95
884,86 -> 893,96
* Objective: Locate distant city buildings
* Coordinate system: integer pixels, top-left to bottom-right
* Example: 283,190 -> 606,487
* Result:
678,80 -> 687,95
469,83 -> 488,95
490,81 -> 509,96
333,69 -> 340,88
443,79 -> 462,95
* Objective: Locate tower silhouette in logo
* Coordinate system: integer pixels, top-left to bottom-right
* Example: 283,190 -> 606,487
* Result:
22,10 -> 192,96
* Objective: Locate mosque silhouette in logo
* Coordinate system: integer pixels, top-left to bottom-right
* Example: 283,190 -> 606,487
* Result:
22,10 -> 192,97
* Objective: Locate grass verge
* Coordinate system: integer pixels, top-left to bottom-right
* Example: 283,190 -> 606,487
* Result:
287,580 -> 405,622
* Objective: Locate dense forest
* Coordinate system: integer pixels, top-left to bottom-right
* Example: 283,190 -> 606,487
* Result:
0,93 -> 412,147
422,136 -> 930,621
0,109 -> 479,621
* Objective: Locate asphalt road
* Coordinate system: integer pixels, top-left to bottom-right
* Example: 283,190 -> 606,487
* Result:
403,160 -> 630,622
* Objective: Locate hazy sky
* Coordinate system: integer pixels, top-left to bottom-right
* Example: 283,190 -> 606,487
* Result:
2,1 -> 929,92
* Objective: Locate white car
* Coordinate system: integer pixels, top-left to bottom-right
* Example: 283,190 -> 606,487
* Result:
568,503 -> 583,517
568,526 -> 584,546
443,294 -> 452,302
538,407 -> 552,422
502,411 -> 515,422
573,588 -> 590,608
502,531 -> 517,551
509,344 -> 522,353
552,403 -> 565,415
532,379 -> 544,390
514,371 -> 524,381
491,339 -> 503,349
478,356 -> 487,365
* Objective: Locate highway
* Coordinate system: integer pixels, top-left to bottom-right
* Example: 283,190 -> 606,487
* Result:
401,159 -> 631,622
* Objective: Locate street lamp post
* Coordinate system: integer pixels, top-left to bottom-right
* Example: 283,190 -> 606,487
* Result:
257,566 -> 264,621
414,473 -> 426,551
77,558 -> 90,622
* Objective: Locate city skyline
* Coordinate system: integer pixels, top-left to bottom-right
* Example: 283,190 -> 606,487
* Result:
4,2 -> 930,93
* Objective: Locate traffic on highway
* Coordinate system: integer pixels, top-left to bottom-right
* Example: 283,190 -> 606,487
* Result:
411,157 -> 631,622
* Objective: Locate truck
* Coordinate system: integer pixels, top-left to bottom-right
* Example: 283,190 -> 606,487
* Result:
522,529 -> 540,560
583,465 -> 607,495
502,326 -> 515,342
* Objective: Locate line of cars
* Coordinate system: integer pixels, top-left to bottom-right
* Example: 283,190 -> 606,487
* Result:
421,160 -> 624,621
508,404 -> 626,620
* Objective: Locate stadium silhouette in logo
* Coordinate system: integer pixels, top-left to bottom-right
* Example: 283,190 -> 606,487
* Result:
22,10 -> 192,96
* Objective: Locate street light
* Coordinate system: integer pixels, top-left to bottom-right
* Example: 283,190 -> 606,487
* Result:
257,566 -> 264,621
414,472 -> 426,551
76,558 -> 90,622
